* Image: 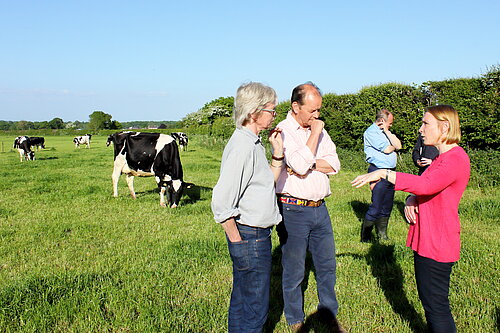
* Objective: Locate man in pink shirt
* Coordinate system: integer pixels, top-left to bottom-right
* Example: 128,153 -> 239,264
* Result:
275,82 -> 345,332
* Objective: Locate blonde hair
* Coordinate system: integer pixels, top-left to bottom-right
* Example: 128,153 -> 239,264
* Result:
426,105 -> 461,144
234,82 -> 277,128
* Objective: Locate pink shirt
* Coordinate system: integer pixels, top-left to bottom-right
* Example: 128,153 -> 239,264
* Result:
275,112 -> 341,201
395,146 -> 470,263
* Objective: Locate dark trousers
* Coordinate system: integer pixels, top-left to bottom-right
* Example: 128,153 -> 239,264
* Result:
414,252 -> 456,333
278,202 -> 338,325
365,164 -> 395,221
227,223 -> 272,333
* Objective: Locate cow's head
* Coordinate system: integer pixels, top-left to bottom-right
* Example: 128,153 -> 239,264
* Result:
106,135 -> 113,147
165,181 -> 194,208
27,151 -> 35,161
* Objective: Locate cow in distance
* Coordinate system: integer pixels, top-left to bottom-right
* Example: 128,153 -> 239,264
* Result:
74,134 -> 92,148
14,136 -> 35,161
170,132 -> 188,151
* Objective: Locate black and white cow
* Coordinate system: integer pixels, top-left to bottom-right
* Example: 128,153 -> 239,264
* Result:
109,131 -> 191,207
74,134 -> 92,148
170,132 -> 188,151
29,136 -> 45,150
14,136 -> 35,162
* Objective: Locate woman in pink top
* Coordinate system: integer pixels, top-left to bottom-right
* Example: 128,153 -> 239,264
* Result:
352,105 -> 470,333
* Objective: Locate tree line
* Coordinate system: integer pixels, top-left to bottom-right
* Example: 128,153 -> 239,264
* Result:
180,65 -> 499,150
0,111 -> 180,132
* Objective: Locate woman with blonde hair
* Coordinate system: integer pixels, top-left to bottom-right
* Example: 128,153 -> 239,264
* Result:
352,105 -> 470,332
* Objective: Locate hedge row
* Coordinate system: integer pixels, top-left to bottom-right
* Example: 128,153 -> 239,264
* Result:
182,66 -> 499,150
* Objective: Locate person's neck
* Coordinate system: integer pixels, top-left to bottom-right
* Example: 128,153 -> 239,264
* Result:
291,112 -> 309,129
244,122 -> 260,136
436,143 -> 458,154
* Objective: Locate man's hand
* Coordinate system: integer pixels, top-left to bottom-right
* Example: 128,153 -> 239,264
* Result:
310,119 -> 324,136
376,118 -> 389,132
417,157 -> 432,167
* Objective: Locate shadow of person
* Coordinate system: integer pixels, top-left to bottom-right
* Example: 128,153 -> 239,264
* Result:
301,308 -> 345,333
366,243 -> 427,332
394,199 -> 407,222
349,200 -> 369,221
264,245 -> 284,333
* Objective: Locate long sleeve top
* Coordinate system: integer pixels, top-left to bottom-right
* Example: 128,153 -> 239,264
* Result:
275,112 -> 340,201
395,146 -> 470,262
211,127 -> 281,228
364,123 -> 397,168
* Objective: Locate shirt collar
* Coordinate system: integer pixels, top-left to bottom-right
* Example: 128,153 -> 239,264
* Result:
238,126 -> 261,145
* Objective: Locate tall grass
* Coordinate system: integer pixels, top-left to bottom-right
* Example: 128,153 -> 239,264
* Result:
0,134 -> 498,332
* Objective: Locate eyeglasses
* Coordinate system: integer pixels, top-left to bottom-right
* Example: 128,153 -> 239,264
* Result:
261,109 -> 277,117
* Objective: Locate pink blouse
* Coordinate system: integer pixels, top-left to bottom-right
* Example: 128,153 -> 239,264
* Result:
395,146 -> 470,262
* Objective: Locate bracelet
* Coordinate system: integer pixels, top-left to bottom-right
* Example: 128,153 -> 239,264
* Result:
272,155 -> 284,161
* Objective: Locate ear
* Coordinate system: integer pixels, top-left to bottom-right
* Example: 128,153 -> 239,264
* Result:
441,121 -> 450,134
291,101 -> 300,114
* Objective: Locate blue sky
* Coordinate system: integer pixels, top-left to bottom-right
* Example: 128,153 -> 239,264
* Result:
0,0 -> 498,122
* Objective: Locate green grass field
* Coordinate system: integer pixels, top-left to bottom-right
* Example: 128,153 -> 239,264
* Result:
0,135 -> 498,332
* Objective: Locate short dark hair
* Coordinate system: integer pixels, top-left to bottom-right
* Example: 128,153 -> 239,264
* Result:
375,109 -> 392,122
291,81 -> 322,105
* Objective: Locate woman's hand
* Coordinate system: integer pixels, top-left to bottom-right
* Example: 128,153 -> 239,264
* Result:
404,195 -> 419,225
269,127 -> 283,156
351,169 -> 385,188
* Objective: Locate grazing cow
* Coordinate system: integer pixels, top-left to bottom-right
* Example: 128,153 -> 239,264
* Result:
109,131 -> 191,207
29,136 -> 45,150
14,136 -> 35,162
170,132 -> 188,151
73,134 -> 92,148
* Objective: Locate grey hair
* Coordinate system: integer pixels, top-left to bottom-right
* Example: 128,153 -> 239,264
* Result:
234,82 -> 278,128
375,109 -> 392,122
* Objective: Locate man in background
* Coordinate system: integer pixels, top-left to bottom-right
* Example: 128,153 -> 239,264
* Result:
361,109 -> 402,242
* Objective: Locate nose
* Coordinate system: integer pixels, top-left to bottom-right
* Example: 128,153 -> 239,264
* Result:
418,124 -> 424,133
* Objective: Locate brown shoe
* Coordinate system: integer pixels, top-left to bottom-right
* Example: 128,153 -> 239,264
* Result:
290,322 -> 305,333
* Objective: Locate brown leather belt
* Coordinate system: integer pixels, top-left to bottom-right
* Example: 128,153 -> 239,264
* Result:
278,195 -> 324,207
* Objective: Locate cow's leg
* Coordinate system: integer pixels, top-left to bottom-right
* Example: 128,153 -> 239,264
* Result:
159,186 -> 167,207
126,175 -> 136,199
18,150 -> 23,162
111,166 -> 122,197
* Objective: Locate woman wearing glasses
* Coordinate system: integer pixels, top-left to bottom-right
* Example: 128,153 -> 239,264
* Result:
352,105 -> 470,332
211,82 -> 283,332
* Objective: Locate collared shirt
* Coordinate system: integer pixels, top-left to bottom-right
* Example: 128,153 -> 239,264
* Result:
363,123 -> 397,168
211,127 -> 281,228
275,112 -> 341,201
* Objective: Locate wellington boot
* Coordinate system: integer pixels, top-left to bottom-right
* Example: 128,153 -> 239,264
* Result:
376,217 -> 389,240
361,219 -> 375,242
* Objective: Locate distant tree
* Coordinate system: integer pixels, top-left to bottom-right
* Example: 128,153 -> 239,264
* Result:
88,111 -> 115,131
110,120 -> 122,130
48,117 -> 65,129
0,120 -> 14,130
15,120 -> 35,130
35,121 -> 50,129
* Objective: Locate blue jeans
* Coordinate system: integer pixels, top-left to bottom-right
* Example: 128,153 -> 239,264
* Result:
414,252 -> 456,333
365,164 -> 395,221
278,202 -> 338,325
227,223 -> 272,333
